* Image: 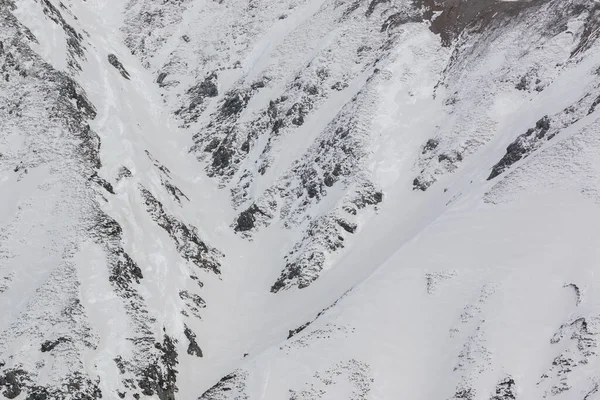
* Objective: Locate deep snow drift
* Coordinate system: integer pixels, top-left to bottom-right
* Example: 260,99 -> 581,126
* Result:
2,0 -> 600,399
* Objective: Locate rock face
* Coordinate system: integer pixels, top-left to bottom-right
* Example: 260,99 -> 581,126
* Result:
108,53 -> 131,80
3,0 -> 600,399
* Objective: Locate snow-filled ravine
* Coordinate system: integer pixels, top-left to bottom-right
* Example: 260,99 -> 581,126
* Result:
2,0 -> 600,399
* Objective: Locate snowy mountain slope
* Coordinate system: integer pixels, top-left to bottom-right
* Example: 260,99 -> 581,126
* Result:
204,192 -> 600,400
1,0 -> 227,398
2,0 -> 600,399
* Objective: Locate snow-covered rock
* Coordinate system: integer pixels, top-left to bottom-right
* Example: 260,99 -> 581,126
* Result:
2,0 -> 600,398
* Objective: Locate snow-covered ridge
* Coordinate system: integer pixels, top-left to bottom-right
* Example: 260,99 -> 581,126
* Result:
2,0 -> 600,398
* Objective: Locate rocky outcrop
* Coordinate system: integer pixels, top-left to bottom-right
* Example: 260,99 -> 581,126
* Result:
184,325 -> 203,358
108,53 -> 131,80
139,185 -> 223,274
199,371 -> 249,400
488,116 -> 551,180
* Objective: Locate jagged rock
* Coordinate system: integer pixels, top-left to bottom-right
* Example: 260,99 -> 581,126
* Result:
184,326 -> 203,357
0,369 -> 26,399
491,377 -> 516,400
423,138 -> 439,153
138,335 -> 179,400
139,186 -> 222,274
157,72 -> 168,86
38,0 -> 86,70
413,176 -> 433,191
179,290 -> 206,318
6,0 -> 600,399
488,116 -> 551,180
588,94 -> 600,115
234,204 -> 266,232
188,73 -> 218,108
198,371 -> 248,400
108,54 -> 131,80
288,322 -> 311,339
219,89 -> 250,120
40,337 -> 70,352
163,180 -> 189,203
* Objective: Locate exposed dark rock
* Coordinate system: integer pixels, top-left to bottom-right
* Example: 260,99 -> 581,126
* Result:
490,377 -> 516,400
331,81 -> 348,91
515,75 -> 528,90
219,89 -> 250,120
108,54 -> 131,80
0,368 -> 102,400
145,150 -> 171,176
90,212 -> 144,294
323,173 -> 335,187
271,118 -> 284,134
188,72 -> 218,108
417,0 -> 544,47
286,293 -> 349,340
250,79 -> 266,90
175,72 -> 219,125
337,219 -> 357,234
422,139 -> 439,153
304,84 -> 319,96
59,79 -> 97,120
179,290 -> 206,318
90,171 -> 115,194
570,3 -> 600,57
184,325 -> 203,357
584,383 -> 599,400
271,262 -> 303,293
366,0 -> 390,16
211,142 -> 234,169
163,180 -> 189,203
288,322 -> 310,339
199,371 -> 248,399
114,356 -> 127,375
340,0 -> 361,20
138,335 -> 178,400
286,102 -> 307,126
488,116 -> 551,180
139,186 -> 222,274
564,283 -> 582,306
381,8 -> 423,31
234,204 -> 266,232
453,387 -> 475,400
535,115 -> 551,137
539,316 -> 599,396
413,176 -> 432,191
204,138 -> 220,153
38,0 -> 85,70
588,94 -> 600,115
438,150 -> 463,164
0,369 -> 26,399
157,72 -> 168,86
40,337 -> 70,352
